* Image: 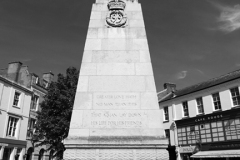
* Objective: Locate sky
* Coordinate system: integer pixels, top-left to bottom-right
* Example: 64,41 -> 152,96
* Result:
0,0 -> 240,91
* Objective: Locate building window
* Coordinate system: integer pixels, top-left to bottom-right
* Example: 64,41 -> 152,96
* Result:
163,107 -> 169,121
31,95 -> 39,111
49,150 -> 54,160
177,127 -> 187,145
196,97 -> 204,114
2,148 -> 12,160
31,76 -> 39,85
27,148 -> 34,160
211,121 -> 225,142
7,116 -> 19,137
38,149 -> 44,160
230,87 -> 240,107
42,80 -> 49,88
182,101 -> 189,117
27,118 -> 36,137
224,118 -> 240,140
165,129 -> 170,144
212,93 -> 221,110
199,123 -> 213,143
13,91 -> 21,107
15,148 -> 22,160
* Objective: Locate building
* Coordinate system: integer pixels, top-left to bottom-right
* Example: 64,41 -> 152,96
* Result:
158,69 -> 240,160
26,72 -> 54,160
0,62 -> 54,160
0,62 -> 33,160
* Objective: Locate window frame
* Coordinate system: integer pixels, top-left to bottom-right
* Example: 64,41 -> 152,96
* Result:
13,90 -> 21,108
31,94 -> 39,111
27,118 -> 36,137
196,97 -> 204,115
6,116 -> 19,138
212,93 -> 222,111
230,87 -> 240,107
163,106 -> 169,122
182,101 -> 189,117
165,129 -> 170,144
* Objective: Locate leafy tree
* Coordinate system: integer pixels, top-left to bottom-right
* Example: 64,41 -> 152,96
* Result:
33,67 -> 79,159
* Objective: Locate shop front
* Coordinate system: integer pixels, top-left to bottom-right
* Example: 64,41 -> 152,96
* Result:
0,138 -> 27,160
176,108 -> 240,160
191,141 -> 240,160
179,146 -> 197,160
191,149 -> 240,159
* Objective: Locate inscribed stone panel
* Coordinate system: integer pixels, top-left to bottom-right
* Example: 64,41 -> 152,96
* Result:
82,110 -> 149,129
93,92 -> 140,109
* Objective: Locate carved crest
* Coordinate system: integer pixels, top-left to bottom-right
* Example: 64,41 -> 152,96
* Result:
106,0 -> 127,28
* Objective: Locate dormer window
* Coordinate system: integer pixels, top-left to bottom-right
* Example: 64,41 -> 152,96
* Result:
32,75 -> 39,85
35,77 -> 39,84
42,80 -> 49,88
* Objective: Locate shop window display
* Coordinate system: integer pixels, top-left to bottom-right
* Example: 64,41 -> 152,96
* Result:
178,118 -> 240,145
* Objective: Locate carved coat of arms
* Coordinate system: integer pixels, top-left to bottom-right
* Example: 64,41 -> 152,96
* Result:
106,0 -> 127,27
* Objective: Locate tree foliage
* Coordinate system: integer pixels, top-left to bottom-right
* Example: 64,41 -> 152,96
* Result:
33,67 -> 79,158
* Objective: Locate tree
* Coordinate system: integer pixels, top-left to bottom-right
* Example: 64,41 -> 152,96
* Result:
33,67 -> 79,159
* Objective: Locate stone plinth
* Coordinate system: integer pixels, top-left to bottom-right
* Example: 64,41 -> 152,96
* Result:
64,0 -> 169,159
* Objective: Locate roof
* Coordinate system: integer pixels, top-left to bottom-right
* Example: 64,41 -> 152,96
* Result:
159,69 -> 240,103
191,150 -> 240,158
0,75 -> 33,94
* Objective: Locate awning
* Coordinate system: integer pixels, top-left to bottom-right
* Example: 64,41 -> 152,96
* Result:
191,150 -> 240,158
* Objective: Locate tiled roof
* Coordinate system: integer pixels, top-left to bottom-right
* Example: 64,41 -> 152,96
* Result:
159,69 -> 240,102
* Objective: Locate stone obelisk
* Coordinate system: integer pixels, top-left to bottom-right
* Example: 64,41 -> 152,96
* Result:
64,0 -> 169,159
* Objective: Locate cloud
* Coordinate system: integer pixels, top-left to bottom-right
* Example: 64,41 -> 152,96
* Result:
176,71 -> 188,80
211,2 -> 240,33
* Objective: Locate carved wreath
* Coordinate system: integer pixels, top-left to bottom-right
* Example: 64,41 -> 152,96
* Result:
106,10 -> 127,27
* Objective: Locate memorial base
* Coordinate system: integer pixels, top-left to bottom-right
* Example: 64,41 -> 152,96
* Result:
64,145 -> 169,160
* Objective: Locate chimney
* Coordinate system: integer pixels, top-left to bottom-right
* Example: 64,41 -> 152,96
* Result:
7,62 -> 22,82
42,71 -> 54,83
18,65 -> 31,88
0,68 -> 7,77
164,83 -> 176,94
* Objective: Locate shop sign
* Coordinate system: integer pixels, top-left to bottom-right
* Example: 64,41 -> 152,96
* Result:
195,114 -> 223,122
0,143 -> 8,146
179,146 -> 196,153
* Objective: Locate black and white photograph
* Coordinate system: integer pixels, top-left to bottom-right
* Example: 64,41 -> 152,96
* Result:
0,0 -> 240,160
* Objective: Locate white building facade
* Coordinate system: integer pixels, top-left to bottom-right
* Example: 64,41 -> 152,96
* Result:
0,62 -> 54,160
159,70 -> 240,160
0,73 -> 32,160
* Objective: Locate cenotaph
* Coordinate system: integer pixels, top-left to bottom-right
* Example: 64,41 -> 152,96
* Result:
64,0 -> 169,159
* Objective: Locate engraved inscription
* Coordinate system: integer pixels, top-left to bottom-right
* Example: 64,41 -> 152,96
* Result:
93,93 -> 140,108
88,111 -> 148,128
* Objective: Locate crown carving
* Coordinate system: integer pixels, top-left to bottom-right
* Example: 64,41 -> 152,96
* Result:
108,0 -> 126,10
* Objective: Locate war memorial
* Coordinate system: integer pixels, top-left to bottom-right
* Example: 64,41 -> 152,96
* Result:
64,0 -> 169,159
